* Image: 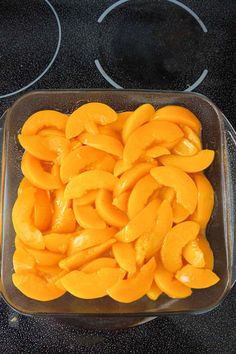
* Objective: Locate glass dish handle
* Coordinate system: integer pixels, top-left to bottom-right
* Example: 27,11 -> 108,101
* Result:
224,116 -> 236,285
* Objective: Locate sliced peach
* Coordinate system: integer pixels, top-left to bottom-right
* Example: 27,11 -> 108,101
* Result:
66,102 -> 117,138
73,203 -> 106,229
60,238 -> 116,270
145,200 -> 173,259
135,233 -> 152,267
153,105 -> 201,134
158,186 -> 175,203
60,267 -> 125,299
12,189 -> 45,250
113,191 -> 130,212
113,159 -> 133,177
26,248 -> 64,266
128,174 -> 159,218
176,264 -> 220,288
33,189 -> 52,232
123,121 -> 184,163
154,256 -> 192,298
21,110 -> 68,136
183,126 -> 202,149
79,133 -> 123,158
60,146 -> 107,184
64,170 -> 118,199
17,177 -> 33,196
44,233 -> 72,254
80,257 -> 117,273
145,146 -> 170,158
122,104 -> 155,142
112,242 -> 136,273
13,248 -> 36,273
73,190 -> 98,206
36,265 -> 65,283
95,189 -> 129,228
12,272 -> 65,301
15,236 -> 27,249
161,221 -> 200,273
189,174 -> 214,229
92,153 -> 116,173
99,125 -> 121,141
21,152 -> 62,190
159,150 -> 215,173
150,166 -> 197,214
107,257 -> 156,303
183,239 -> 205,268
109,111 -> 132,131
146,281 -> 162,301
116,199 -> 159,243
172,201 -> 190,223
198,235 -> 214,270
67,227 -> 116,254
172,138 -> 199,156
70,139 -> 82,150
114,163 -> 153,196
38,128 -> 65,137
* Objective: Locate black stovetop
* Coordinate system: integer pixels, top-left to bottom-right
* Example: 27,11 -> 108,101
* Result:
0,1 -> 236,353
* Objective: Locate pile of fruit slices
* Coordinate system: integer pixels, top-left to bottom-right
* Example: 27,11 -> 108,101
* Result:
12,103 -> 219,303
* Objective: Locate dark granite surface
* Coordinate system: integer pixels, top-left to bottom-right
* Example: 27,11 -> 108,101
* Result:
0,0 -> 236,352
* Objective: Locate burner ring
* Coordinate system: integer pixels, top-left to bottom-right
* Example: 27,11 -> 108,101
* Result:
0,0 -> 61,99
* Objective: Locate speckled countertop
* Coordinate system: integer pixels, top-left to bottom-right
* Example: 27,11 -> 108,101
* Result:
0,0 -> 236,352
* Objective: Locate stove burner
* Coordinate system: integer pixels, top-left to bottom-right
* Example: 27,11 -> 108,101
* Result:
0,0 -> 61,99
96,0 -> 208,91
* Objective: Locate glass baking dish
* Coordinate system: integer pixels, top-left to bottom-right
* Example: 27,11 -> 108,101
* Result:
0,90 -> 235,328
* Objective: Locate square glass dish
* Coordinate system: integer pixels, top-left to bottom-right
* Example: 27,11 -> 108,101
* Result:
0,90 -> 235,327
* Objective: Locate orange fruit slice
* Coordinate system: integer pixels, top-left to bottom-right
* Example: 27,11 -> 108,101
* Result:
176,264 -> 220,288
112,242 -> 136,273
113,159 -> 133,177
80,257 -> 117,273
172,200 -> 190,223
73,190 -> 98,206
26,248 -> 64,266
113,191 -> 130,212
183,239 -> 205,268
109,111 -> 132,131
145,146 -> 170,158
198,235 -> 214,270
172,137 -> 199,156
79,133 -> 123,158
146,281 -> 162,301
13,248 -> 36,273
73,203 -> 106,229
44,233 -> 73,254
33,189 -> 52,232
183,126 -> 202,149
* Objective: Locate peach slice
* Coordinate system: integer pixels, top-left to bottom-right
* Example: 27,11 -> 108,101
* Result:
158,186 -> 175,203
80,257 -> 117,273
15,236 -> 27,249
107,257 -> 156,303
13,248 -> 36,273
112,242 -> 136,273
99,125 -> 122,141
128,174 -> 159,218
67,227 -> 116,254
135,233 -> 152,267
113,191 -> 130,212
176,264 -> 220,288
60,146 -> 107,183
73,203 -> 106,229
33,189 -> 52,232
172,201 -> 190,223
12,272 -> 65,301
59,238 -> 116,270
65,102 -> 117,139
38,128 -> 65,137
122,104 -> 155,142
109,111 -> 132,131
26,248 -> 64,266
64,170 -> 118,199
189,174 -> 214,229
154,256 -> 192,298
95,189 -> 129,228
21,153 -> 62,190
79,133 -> 123,158
73,190 -> 98,206
198,235 -> 214,270
44,233 -> 73,254
113,159 -> 133,177
161,221 -> 200,273
172,138 -> 198,156
183,239 -> 205,268
17,177 -> 33,196
60,267 -> 125,299
92,153 -> 116,173
146,281 -> 162,301
116,199 -> 159,243
12,189 -> 45,250
21,110 -> 68,136
145,146 -> 170,158
153,105 -> 201,134
145,200 -> 173,259
150,166 -> 197,214
183,126 -> 202,149
159,150 -> 215,173
123,121 -> 184,163
114,163 -> 153,196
